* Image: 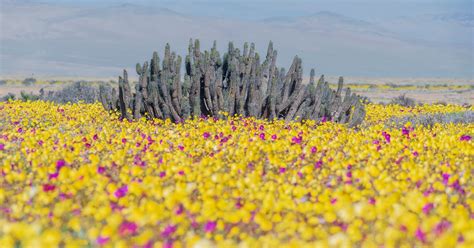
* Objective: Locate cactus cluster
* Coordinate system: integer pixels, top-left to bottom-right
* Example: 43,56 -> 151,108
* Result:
100,39 -> 365,126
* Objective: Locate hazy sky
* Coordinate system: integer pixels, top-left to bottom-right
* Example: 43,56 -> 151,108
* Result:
30,0 -> 473,19
1,0 -> 473,78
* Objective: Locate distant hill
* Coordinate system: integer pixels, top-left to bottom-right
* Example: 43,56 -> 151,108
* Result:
1,1 -> 472,79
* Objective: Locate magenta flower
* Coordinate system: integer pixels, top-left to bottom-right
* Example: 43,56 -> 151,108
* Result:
161,225 -> 177,238
314,160 -> 323,169
175,205 -> 184,215
178,145 -> 184,151
42,184 -> 56,192
369,197 -> 376,205
96,236 -> 109,246
415,228 -> 426,243
203,132 -> 211,139
434,220 -> 451,236
121,138 -> 127,144
163,241 -> 173,248
292,136 -> 302,144
204,221 -> 217,232
460,135 -> 471,141
93,134 -> 99,140
310,146 -> 317,153
402,127 -> 410,136
114,185 -> 128,198
279,167 -> 286,173
382,131 -> 391,143
0,143 -> 4,151
259,125 -> 264,131
56,159 -> 66,170
48,172 -> 59,180
119,221 -> 138,236
412,151 -> 419,157
97,166 -> 105,174
372,139 -> 380,145
178,170 -> 185,176
271,134 -> 277,140
422,203 -> 434,214
159,171 -> 166,178
330,198 -> 337,204
442,173 -> 450,185
259,133 -> 265,140
17,128 -> 23,133
321,116 -> 327,123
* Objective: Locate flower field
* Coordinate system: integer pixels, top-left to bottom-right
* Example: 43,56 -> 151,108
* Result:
0,100 -> 473,247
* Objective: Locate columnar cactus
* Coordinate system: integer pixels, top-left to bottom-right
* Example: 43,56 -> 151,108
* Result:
99,40 -> 366,126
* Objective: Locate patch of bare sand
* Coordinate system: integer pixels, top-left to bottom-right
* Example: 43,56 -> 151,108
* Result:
355,89 -> 473,104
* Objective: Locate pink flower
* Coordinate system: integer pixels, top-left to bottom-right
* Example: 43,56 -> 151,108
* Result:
56,159 -> 66,170
175,205 -> 184,215
442,173 -> 450,185
96,236 -> 109,246
163,241 -> 173,248
48,172 -> 59,180
314,160 -> 323,169
119,221 -> 138,236
434,220 -> 451,236
330,198 -> 337,204
204,221 -> 217,232
402,127 -> 410,136
422,203 -> 434,214
42,184 -> 56,192
415,228 -> 426,243
114,185 -> 128,198
292,136 -> 302,144
161,225 -> 177,238
382,131 -> 391,143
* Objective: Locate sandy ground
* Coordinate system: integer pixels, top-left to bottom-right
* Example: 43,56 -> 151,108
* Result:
0,84 -> 63,98
1,82 -> 473,105
353,89 -> 473,105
